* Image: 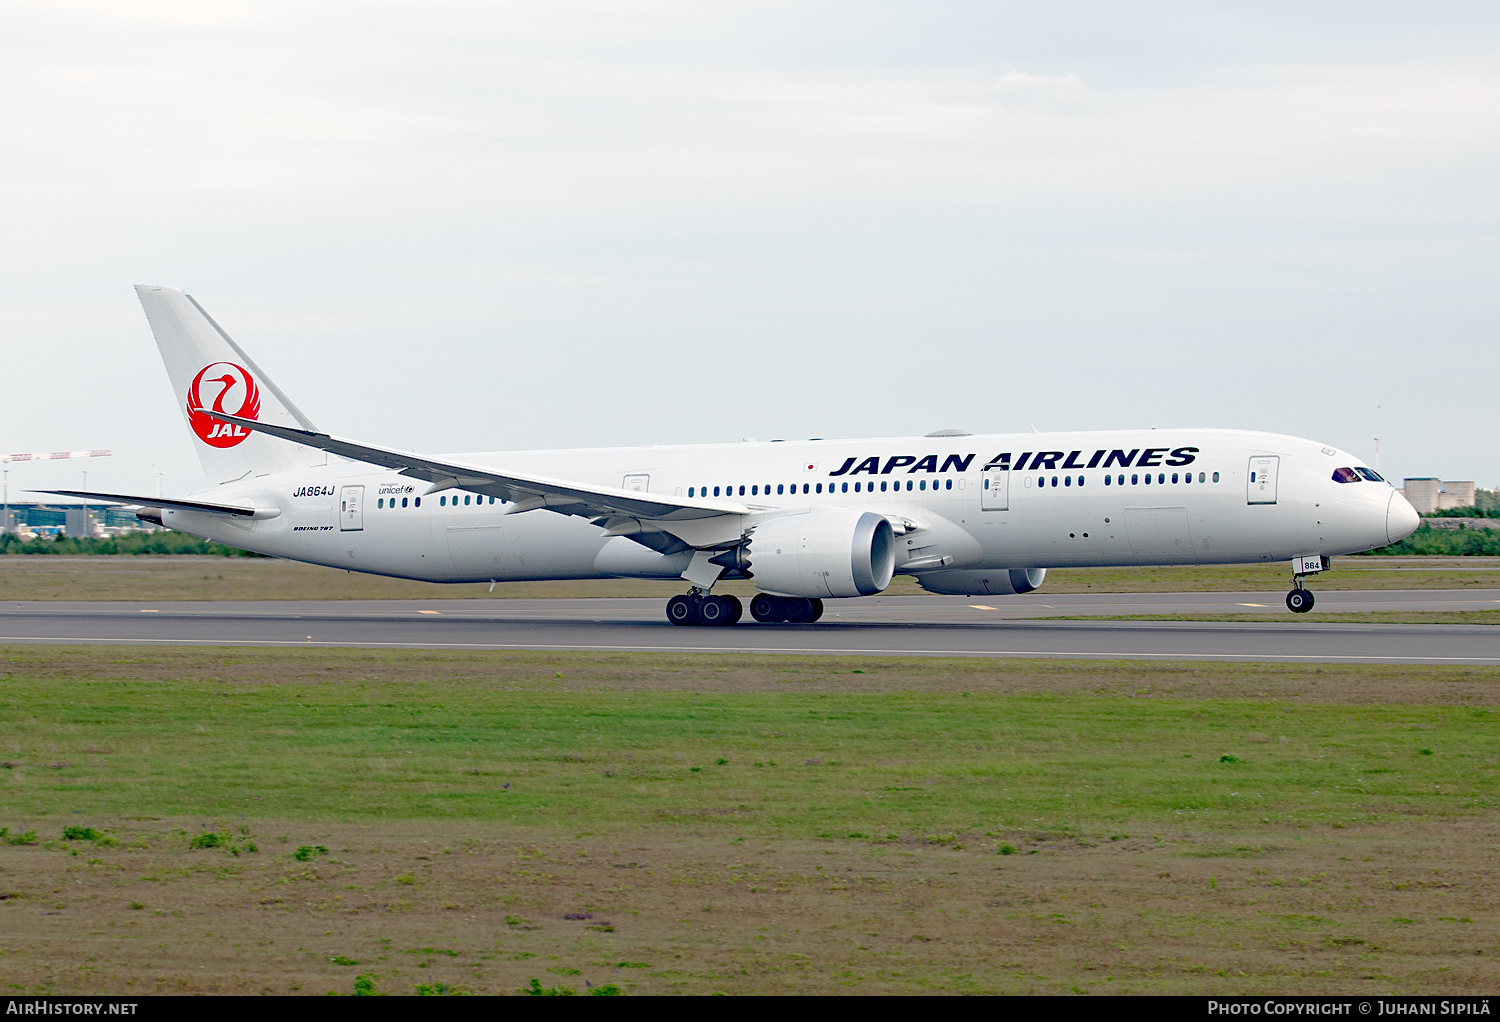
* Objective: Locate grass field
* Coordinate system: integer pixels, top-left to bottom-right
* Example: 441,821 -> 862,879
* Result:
1,555 -> 1498,602
1,646 -> 1498,995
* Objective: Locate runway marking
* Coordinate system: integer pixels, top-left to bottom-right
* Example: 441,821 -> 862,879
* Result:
969,605 -> 996,610
140,609 -> 158,613
3,635 -> 1499,664
417,610 -> 442,615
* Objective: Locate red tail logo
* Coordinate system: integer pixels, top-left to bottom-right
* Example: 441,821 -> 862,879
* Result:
186,362 -> 261,448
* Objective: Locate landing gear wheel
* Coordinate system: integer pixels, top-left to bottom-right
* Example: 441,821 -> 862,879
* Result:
1286,589 -> 1315,614
666,594 -> 702,626
750,593 -> 781,623
781,597 -> 823,623
699,594 -> 743,626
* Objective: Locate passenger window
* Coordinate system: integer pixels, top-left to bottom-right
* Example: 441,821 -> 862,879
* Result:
440,496 -> 447,506
777,484 -> 784,495
1051,476 -> 1058,487
688,487 -> 695,497
853,482 -> 860,492
1118,474 -> 1124,486
1331,467 -> 1359,483
880,481 -> 888,492
1198,472 -> 1205,483
905,480 -> 912,491
1144,474 -> 1151,485
414,498 -> 421,507
737,485 -> 744,496
1064,476 -> 1071,487
1078,475 -> 1084,487
1213,472 -> 1220,482
1171,473 -> 1178,484
465,495 -> 471,505
1250,471 -> 1256,482
750,485 -> 757,495
401,497 -> 409,507
1104,476 -> 1111,486
713,486 -> 721,496
946,479 -> 952,490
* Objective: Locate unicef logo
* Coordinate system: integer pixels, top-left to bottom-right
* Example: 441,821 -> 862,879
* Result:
185,362 -> 261,448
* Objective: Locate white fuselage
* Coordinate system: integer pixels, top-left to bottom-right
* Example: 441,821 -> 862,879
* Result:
156,427 -> 1411,592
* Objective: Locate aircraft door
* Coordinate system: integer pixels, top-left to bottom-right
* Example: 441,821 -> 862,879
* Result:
980,468 -> 1009,511
339,485 -> 364,531
623,474 -> 650,492
1247,457 -> 1279,505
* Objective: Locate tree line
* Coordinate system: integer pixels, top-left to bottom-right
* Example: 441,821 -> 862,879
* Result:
0,532 -> 262,556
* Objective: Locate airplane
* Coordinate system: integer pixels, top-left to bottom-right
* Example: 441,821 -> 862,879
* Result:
43,285 -> 1420,626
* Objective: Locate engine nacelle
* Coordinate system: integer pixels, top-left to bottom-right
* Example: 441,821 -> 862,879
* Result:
745,510 -> 896,599
915,567 -> 1046,596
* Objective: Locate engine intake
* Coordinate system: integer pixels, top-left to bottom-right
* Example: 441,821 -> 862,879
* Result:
745,510 -> 896,599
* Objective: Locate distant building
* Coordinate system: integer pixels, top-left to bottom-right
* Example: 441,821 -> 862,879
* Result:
1,503 -> 149,538
1397,478 -> 1476,514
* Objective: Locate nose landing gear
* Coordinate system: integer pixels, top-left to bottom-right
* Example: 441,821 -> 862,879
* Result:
1285,587 -> 1315,614
1286,554 -> 1330,614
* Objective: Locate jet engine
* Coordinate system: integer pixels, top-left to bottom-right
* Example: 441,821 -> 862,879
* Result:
740,510 -> 896,599
915,567 -> 1046,597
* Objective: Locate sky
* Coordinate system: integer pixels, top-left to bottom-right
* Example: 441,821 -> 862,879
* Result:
2,0 -> 1497,501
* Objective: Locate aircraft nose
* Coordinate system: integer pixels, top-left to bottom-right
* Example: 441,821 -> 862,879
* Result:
1387,491 -> 1419,544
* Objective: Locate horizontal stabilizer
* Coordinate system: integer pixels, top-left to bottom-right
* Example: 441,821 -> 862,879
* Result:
32,489 -> 265,518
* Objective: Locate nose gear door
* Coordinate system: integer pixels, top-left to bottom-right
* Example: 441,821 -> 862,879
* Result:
1247,456 -> 1279,505
339,485 -> 364,531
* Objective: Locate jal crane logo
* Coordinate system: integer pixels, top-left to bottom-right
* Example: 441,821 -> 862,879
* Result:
185,362 -> 260,448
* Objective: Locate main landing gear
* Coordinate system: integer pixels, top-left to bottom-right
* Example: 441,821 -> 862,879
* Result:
664,591 -> 824,626
749,594 -> 823,624
666,591 -> 743,627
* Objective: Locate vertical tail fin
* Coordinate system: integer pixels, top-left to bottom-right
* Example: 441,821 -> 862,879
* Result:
136,285 -> 323,485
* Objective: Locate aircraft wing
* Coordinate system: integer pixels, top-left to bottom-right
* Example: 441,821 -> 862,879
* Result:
204,411 -> 750,522
34,489 -> 262,518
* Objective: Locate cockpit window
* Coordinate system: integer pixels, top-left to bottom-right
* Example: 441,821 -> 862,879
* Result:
1331,467 -> 1360,483
1354,467 -> 1384,482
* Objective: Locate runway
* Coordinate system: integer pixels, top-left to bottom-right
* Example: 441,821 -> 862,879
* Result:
2,590 -> 1498,664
